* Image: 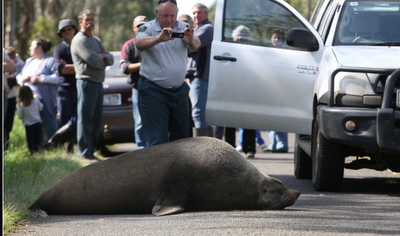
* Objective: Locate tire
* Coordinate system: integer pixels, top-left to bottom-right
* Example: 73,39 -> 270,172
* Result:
294,134 -> 312,179
312,118 -> 345,191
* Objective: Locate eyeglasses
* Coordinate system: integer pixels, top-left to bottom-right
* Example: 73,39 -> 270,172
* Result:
60,27 -> 74,33
158,0 -> 177,5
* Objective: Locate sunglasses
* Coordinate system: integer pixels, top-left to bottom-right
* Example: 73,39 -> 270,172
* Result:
60,27 -> 74,33
36,37 -> 43,46
158,0 -> 177,5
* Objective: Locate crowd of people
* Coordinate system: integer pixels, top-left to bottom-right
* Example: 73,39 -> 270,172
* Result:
3,0 -> 289,159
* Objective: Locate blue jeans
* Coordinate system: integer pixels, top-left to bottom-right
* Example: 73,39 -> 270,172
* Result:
268,131 -> 288,151
76,80 -> 103,157
40,103 -> 59,141
131,88 -> 147,149
189,78 -> 209,128
138,79 -> 190,147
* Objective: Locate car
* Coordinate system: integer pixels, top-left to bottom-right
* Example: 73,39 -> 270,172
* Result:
207,0 -> 400,191
98,51 -> 135,148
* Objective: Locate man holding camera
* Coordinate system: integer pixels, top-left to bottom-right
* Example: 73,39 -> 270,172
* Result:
135,0 -> 200,146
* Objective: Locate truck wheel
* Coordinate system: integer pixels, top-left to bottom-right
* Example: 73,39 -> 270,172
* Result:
312,118 -> 345,191
294,134 -> 312,179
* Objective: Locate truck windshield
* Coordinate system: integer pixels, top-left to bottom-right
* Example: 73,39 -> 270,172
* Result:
334,0 -> 400,45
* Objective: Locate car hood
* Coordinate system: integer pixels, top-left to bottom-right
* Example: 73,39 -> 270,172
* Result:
332,46 -> 400,69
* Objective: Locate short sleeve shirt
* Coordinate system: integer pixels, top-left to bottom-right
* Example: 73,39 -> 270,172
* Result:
136,19 -> 190,89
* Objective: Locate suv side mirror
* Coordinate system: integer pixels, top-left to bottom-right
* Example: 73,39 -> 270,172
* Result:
287,28 -> 319,51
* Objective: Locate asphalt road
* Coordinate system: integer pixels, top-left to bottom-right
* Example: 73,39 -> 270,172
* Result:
13,133 -> 400,236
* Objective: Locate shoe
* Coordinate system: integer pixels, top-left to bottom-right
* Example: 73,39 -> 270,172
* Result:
84,155 -> 100,160
260,144 -> 269,152
81,155 -> 101,164
236,146 -> 243,152
273,149 -> 288,153
246,152 -> 255,158
44,142 -> 54,150
48,124 -> 75,146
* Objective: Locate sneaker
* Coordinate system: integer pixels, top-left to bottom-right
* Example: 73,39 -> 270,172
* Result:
273,149 -> 288,153
236,146 -> 243,152
246,152 -> 255,158
260,144 -> 269,152
84,155 -> 100,160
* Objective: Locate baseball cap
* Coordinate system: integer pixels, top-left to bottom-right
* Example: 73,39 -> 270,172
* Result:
178,14 -> 192,23
133,15 -> 147,27
57,19 -> 77,37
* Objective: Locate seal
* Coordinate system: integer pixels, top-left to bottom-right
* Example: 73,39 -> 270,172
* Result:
28,137 -> 300,217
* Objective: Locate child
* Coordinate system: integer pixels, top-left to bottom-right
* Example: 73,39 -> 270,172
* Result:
17,85 -> 44,153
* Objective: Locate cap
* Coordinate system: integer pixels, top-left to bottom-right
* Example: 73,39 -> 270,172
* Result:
57,19 -> 77,37
133,15 -> 147,27
178,14 -> 192,23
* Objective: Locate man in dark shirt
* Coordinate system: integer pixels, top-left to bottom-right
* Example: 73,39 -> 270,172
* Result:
50,19 -> 78,152
119,15 -> 148,149
186,3 -> 214,137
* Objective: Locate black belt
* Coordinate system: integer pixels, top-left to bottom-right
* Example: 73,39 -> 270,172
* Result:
140,76 -> 182,92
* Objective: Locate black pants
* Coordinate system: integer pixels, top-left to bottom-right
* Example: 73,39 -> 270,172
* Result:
25,122 -> 43,153
214,127 -> 236,147
242,129 -> 256,154
4,97 -> 16,149
224,127 -> 236,147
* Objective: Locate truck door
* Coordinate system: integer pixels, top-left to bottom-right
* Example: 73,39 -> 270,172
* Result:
206,0 -> 323,135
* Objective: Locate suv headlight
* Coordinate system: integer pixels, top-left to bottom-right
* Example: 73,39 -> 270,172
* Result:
334,72 -> 375,96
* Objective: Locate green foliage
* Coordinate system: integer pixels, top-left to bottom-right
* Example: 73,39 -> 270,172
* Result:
3,115 -> 86,234
30,17 -> 62,57
2,206 -> 24,235
4,0 -> 317,58
97,0 -> 157,51
286,0 -> 319,19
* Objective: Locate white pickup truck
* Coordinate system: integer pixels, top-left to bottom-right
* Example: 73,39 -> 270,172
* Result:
206,0 -> 400,191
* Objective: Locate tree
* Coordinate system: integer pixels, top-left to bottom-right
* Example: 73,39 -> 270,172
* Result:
3,0 -> 316,60
286,0 -> 318,19
3,0 -> 157,59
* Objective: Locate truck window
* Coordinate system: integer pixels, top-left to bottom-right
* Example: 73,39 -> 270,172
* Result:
334,0 -> 400,45
315,0 -> 337,42
223,0 -> 308,48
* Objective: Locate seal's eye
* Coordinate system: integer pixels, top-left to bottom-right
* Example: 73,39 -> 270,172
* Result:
262,187 -> 269,193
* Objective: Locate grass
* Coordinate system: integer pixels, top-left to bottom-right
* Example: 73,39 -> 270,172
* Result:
3,115 -> 88,234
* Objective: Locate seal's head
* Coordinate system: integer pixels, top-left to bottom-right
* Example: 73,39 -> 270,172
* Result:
257,175 -> 300,210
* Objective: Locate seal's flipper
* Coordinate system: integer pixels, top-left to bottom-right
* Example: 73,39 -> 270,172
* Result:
28,209 -> 50,218
28,201 -> 50,218
152,190 -> 188,216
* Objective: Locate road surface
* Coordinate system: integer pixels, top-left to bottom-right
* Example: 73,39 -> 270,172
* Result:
13,133 -> 400,236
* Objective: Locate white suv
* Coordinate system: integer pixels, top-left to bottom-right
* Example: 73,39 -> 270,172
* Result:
207,0 -> 400,191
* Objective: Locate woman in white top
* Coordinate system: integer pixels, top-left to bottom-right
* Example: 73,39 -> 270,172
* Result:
17,38 -> 61,141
